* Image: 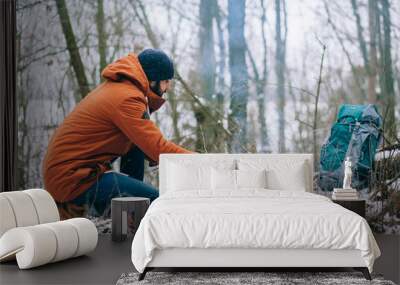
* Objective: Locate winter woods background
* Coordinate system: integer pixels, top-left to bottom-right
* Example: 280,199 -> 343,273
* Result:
16,0 -> 399,232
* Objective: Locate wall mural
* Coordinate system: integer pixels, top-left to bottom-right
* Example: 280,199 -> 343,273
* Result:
16,0 -> 399,233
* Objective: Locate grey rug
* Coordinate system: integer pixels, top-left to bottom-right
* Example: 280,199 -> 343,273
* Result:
116,271 -> 396,285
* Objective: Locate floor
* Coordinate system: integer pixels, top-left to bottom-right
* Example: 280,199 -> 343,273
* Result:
1,234 -> 398,285
373,234 -> 400,284
0,236 -> 133,285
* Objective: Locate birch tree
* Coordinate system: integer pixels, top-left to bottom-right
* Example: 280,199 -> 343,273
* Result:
247,0 -> 269,152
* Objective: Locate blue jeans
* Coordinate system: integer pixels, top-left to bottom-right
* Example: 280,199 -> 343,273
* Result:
71,147 -> 158,216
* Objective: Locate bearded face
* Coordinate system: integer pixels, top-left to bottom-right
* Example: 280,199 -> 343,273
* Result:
150,81 -> 164,97
150,80 -> 171,97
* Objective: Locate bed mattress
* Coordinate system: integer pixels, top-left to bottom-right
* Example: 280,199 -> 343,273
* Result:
131,190 -> 380,273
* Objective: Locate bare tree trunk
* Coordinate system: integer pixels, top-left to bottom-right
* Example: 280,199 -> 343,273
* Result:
275,0 -> 287,152
96,0 -> 107,82
380,0 -> 396,141
368,0 -> 378,103
228,0 -> 249,153
16,27 -> 27,189
17,79 -> 28,190
55,0 -> 89,101
215,1 -> 225,98
199,0 -> 216,101
194,107 -> 206,152
197,0 -> 217,152
167,88 -> 181,142
247,0 -> 269,153
165,7 -> 182,144
376,0 -> 384,101
108,0 -> 125,63
323,0 -> 365,96
214,1 -> 226,152
258,0 -> 269,152
313,43 -> 326,169
350,0 -> 369,70
130,0 -> 237,150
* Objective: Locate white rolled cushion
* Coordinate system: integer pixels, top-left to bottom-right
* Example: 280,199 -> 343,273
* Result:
236,169 -> 267,189
0,226 -> 57,269
42,222 -> 79,262
211,168 -> 236,190
0,196 -> 17,237
64,218 -> 98,257
238,159 -> 308,191
0,218 -> 97,269
23,189 -> 60,223
0,191 -> 39,227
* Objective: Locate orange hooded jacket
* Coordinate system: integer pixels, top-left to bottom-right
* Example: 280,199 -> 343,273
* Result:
43,53 -> 191,202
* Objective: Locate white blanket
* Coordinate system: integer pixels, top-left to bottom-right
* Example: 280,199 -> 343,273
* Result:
131,190 -> 380,272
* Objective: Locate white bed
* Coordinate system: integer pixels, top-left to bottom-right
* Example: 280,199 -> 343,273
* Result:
131,154 -> 380,280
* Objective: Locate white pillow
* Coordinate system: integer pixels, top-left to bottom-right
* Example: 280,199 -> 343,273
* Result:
236,169 -> 267,189
266,162 -> 306,191
238,159 -> 309,191
166,159 -> 236,192
211,169 -> 268,190
211,168 -> 236,190
167,162 -> 211,191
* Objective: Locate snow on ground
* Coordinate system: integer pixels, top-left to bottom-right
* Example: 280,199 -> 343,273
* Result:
89,216 -> 112,235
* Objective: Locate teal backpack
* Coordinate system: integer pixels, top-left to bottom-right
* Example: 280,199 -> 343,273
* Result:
319,104 -> 382,191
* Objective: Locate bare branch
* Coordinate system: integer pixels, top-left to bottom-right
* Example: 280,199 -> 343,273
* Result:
312,41 -> 327,168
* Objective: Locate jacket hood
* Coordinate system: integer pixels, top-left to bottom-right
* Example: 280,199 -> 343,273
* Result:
101,53 -> 165,113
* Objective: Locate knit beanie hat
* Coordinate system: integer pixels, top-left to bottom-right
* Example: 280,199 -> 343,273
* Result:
138,49 -> 174,81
